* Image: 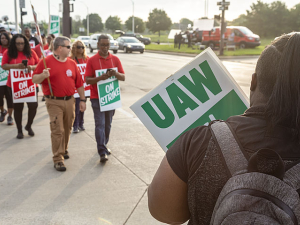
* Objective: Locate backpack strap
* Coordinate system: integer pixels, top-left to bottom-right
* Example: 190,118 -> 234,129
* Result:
284,162 -> 300,190
210,121 -> 248,176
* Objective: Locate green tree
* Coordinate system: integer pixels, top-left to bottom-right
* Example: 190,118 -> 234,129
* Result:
180,18 -> 193,30
72,15 -> 84,35
82,13 -> 103,33
146,8 -> 172,36
125,16 -> 145,33
105,16 -> 122,34
289,3 -> 300,31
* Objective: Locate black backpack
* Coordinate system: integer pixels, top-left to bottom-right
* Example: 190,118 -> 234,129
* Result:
210,121 -> 300,225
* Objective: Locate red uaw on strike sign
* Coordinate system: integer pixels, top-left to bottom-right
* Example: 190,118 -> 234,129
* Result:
10,69 -> 37,103
74,63 -> 90,98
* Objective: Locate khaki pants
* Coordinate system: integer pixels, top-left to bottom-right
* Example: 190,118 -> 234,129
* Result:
45,97 -> 75,163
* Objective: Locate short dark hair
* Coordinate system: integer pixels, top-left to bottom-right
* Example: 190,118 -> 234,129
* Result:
98,34 -> 109,42
0,32 -> 10,46
53,36 -> 70,51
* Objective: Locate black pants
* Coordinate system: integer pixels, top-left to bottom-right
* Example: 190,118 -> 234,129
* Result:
0,85 -> 13,108
11,86 -> 38,133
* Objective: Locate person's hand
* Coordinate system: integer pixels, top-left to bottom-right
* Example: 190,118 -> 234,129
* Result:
107,69 -> 117,77
27,65 -> 33,73
42,68 -> 50,79
101,73 -> 110,80
79,101 -> 86,112
16,63 -> 26,69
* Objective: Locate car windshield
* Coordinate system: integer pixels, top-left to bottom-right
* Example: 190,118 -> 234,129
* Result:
124,38 -> 139,43
81,37 -> 89,40
238,27 -> 253,35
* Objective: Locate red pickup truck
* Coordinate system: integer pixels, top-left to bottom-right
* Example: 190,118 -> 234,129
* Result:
201,26 -> 260,49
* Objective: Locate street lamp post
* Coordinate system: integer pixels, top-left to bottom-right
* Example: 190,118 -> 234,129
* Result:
131,0 -> 134,33
79,1 -> 89,36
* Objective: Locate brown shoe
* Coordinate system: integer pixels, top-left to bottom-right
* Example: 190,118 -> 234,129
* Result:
63,153 -> 69,159
54,162 -> 66,172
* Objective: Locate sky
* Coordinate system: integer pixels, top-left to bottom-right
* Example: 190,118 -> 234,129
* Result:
0,0 -> 299,26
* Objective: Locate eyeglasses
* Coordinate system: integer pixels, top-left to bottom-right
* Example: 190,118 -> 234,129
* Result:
99,44 -> 109,47
77,46 -> 85,49
16,42 -> 25,46
60,45 -> 71,49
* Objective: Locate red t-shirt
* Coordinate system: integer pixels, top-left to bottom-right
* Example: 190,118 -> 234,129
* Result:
84,52 -> 124,99
1,50 -> 39,87
33,44 -> 42,59
69,56 -> 89,64
0,46 -> 7,56
43,43 -> 49,50
33,55 -> 83,97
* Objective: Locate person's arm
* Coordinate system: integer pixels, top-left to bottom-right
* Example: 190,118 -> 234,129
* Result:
148,155 -> 190,224
85,73 -> 110,84
2,63 -> 26,71
32,68 -> 50,84
77,86 -> 86,112
28,65 -> 37,73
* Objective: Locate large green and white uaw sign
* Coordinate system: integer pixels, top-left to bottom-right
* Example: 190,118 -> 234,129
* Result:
96,68 -> 121,112
49,15 -> 60,37
131,48 -> 249,152
0,56 -> 9,86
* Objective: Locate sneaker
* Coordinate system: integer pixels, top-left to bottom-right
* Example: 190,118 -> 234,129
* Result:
73,127 -> 79,133
106,148 -> 111,155
25,125 -> 35,136
7,116 -> 14,125
100,154 -> 108,163
54,162 -> 66,172
0,109 -> 7,122
42,96 -> 45,101
17,132 -> 24,139
78,125 -> 85,131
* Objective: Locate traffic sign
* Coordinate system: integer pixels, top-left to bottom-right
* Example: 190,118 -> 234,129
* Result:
19,0 -> 25,8
219,6 -> 229,10
217,1 -> 230,6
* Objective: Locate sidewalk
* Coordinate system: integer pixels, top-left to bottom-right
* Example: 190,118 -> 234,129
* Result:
0,93 -> 166,224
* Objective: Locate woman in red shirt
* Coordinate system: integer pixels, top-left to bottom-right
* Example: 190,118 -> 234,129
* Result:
69,40 -> 89,133
2,34 -> 39,139
0,32 -> 14,125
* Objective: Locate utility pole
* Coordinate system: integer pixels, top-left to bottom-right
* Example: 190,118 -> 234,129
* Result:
14,0 -> 19,32
63,0 -> 71,37
131,0 -> 134,33
217,0 -> 230,56
19,0 -> 27,33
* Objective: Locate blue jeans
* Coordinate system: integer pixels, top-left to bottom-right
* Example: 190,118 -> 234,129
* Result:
73,98 -> 84,129
91,99 -> 115,156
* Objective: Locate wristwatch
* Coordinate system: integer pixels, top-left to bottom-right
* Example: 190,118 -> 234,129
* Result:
80,99 -> 87,102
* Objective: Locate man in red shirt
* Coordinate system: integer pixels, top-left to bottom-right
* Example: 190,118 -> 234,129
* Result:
85,34 -> 125,163
33,36 -> 86,172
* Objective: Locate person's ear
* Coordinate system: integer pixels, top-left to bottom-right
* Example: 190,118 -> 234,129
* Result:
250,73 -> 257,92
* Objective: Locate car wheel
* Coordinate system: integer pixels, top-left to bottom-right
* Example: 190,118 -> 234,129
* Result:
208,42 -> 215,50
140,50 -> 144,54
124,47 -> 128,53
239,42 -> 246,49
113,50 -> 118,54
89,46 -> 93,53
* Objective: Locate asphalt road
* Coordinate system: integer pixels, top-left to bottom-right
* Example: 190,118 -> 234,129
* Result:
0,51 -> 258,225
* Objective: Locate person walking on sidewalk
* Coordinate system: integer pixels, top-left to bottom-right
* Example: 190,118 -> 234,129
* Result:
69,40 -> 89,133
1,34 -> 39,138
0,32 -> 13,125
85,34 -> 125,163
32,36 -> 86,172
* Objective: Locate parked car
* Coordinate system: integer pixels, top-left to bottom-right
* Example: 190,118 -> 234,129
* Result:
76,36 -> 90,47
89,33 -> 119,53
116,30 -> 151,45
201,26 -> 260,49
116,37 -> 145,53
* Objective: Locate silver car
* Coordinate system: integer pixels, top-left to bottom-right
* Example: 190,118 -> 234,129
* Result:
89,33 -> 119,54
116,37 -> 145,54
77,36 -> 90,47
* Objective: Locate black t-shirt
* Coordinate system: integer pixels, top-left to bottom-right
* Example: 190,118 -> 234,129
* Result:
29,36 -> 40,46
166,106 -> 300,183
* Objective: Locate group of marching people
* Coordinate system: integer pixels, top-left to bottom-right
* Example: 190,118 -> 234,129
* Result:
0,27 -> 87,138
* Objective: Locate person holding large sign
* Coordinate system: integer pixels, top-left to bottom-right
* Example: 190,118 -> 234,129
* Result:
148,33 -> 300,224
0,32 -> 13,124
32,36 -> 86,172
85,34 -> 125,163
1,34 -> 39,138
69,40 -> 89,133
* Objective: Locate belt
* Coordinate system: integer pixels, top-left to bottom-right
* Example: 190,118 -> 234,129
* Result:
45,95 -> 72,100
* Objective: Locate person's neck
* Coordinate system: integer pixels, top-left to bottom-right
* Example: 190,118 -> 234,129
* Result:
99,51 -> 108,59
75,54 -> 83,59
53,52 -> 67,62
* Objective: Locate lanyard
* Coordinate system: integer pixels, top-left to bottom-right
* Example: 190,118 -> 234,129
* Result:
98,56 -> 114,70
